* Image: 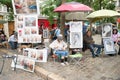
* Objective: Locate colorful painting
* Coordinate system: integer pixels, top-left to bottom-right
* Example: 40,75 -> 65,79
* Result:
11,55 -> 35,72
12,0 -> 40,14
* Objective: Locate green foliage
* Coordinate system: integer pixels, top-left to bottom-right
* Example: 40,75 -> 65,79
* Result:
41,0 -> 60,25
0,0 -> 14,21
0,0 -> 13,10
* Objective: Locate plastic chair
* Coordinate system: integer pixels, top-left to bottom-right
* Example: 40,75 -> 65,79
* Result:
69,53 -> 83,66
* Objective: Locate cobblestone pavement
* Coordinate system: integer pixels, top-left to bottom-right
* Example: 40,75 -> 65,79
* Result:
0,50 -> 44,80
0,34 -> 120,80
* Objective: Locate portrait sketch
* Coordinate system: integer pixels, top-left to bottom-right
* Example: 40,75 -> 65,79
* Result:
102,23 -> 112,38
103,38 -> 116,54
17,15 -> 24,21
43,29 -> 49,38
70,32 -> 83,48
69,21 -> 82,32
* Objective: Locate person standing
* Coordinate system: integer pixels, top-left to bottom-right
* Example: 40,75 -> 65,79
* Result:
53,27 -> 61,40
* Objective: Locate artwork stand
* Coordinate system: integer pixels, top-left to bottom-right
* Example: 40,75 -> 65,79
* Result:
0,55 -> 17,74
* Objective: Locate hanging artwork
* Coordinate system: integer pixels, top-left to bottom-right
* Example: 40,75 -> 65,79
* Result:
43,29 -> 49,38
70,32 -> 83,48
102,23 -> 112,38
12,0 -> 40,15
69,21 -> 82,32
17,15 -> 41,43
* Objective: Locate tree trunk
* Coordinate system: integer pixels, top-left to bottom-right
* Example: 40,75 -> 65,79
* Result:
60,0 -> 66,36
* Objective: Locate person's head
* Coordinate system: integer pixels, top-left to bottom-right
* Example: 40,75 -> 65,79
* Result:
57,34 -> 63,41
86,30 -> 92,36
112,28 -> 118,34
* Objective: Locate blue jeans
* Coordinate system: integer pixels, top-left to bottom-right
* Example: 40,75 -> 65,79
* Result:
9,41 -> 15,49
88,44 -> 103,57
55,50 -> 68,57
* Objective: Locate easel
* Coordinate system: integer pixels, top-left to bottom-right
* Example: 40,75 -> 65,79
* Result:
0,55 -> 17,74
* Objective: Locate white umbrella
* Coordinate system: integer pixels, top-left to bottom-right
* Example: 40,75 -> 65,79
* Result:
87,9 -> 120,20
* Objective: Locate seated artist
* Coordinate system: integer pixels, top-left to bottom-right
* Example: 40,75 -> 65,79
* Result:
112,28 -> 120,55
83,30 -> 103,58
49,34 -> 69,66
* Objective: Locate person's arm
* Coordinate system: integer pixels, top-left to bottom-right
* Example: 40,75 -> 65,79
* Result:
49,40 -> 58,49
62,41 -> 67,50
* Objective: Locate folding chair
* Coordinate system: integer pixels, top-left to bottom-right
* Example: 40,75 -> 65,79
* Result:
69,53 -> 83,66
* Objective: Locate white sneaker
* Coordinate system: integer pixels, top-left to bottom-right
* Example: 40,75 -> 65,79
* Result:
64,62 -> 69,65
61,63 -> 65,66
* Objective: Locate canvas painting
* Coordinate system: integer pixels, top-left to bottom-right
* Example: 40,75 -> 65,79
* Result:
103,38 -> 116,54
11,55 -> 35,72
12,0 -> 40,15
102,23 -> 112,38
70,32 -> 83,48
24,16 -> 37,27
23,48 -> 37,59
69,21 -> 82,32
36,49 -> 48,62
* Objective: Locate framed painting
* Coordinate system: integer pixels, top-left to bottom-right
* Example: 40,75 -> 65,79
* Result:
103,38 -> 116,54
70,32 -> 83,48
102,23 -> 112,38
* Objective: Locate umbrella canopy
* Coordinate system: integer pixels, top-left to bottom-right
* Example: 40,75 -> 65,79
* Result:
54,1 -> 92,12
65,12 -> 88,21
86,9 -> 120,19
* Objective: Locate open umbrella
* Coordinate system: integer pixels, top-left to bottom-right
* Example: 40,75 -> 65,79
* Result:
65,12 -> 88,21
86,9 -> 120,20
54,1 -> 92,12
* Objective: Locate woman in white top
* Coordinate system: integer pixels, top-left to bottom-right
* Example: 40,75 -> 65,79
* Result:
49,34 -> 69,66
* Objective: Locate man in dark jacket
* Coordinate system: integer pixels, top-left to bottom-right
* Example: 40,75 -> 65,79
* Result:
83,30 -> 103,58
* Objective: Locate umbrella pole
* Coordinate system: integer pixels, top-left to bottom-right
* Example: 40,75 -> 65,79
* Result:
89,21 -> 92,31
117,21 -> 119,28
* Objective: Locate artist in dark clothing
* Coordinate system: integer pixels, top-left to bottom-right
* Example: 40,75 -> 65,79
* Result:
83,30 -> 103,58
